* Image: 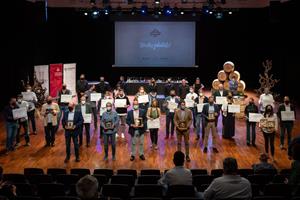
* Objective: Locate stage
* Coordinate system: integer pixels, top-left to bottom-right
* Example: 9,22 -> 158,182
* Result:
0,91 -> 298,173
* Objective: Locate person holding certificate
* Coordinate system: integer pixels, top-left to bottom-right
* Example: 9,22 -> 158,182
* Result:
258,88 -> 275,113
115,89 -> 130,139
277,96 -> 296,150
213,83 -> 229,101
185,86 -> 198,129
16,94 -> 30,147
56,84 -> 72,133
62,102 -> 83,163
259,105 -> 278,162
24,85 -> 38,135
245,97 -> 259,146
101,102 -> 119,161
194,89 -> 208,141
147,99 -> 161,150
222,95 -> 236,139
76,96 -> 92,147
174,100 -> 193,162
97,91 -> 113,139
76,74 -> 89,102
95,76 -> 111,96
41,96 -> 60,147
202,96 -> 220,153
164,78 -> 175,97
178,79 -> 190,100
3,98 -> 19,154
85,85 -> 98,130
135,86 -> 149,110
126,98 -> 147,161
163,89 -> 180,139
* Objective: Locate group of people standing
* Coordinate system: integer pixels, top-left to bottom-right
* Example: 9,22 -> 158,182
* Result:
3,75 -> 296,163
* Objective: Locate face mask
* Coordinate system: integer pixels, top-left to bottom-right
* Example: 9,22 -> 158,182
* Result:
68,107 -> 74,111
284,101 -> 289,104
181,106 -> 185,110
140,90 -> 144,93
26,89 -> 31,92
189,90 -> 193,93
133,105 -> 139,110
47,100 -> 52,104
170,94 -> 175,97
80,78 -> 84,81
17,99 -> 22,103
81,101 -> 86,105
107,107 -> 112,112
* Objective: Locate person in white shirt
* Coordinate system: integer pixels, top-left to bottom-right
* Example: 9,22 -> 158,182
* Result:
185,86 -> 198,129
16,94 -> 30,147
258,88 -> 275,113
259,104 -> 278,162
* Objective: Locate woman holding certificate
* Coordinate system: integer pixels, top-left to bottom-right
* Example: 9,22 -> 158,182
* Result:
222,95 -> 236,139
136,86 -> 149,111
259,105 -> 278,162
115,89 -> 130,138
147,99 -> 161,150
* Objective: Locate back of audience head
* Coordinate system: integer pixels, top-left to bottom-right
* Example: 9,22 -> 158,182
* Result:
223,157 -> 238,175
173,151 -> 185,167
76,175 -> 99,200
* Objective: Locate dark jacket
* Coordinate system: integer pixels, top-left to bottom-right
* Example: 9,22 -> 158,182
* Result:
126,109 -> 147,136
178,84 -> 189,99
164,96 -> 180,115
115,96 -> 130,114
164,83 -> 175,97
75,103 -> 92,114
62,110 -> 84,134
96,81 -> 111,94
213,90 -> 229,100
76,80 -> 89,93
202,103 -> 220,126
277,103 -> 296,123
3,105 -> 19,123
245,103 -> 259,121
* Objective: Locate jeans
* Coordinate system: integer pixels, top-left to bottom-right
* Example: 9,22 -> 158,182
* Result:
204,122 -> 217,148
56,105 -> 68,133
79,123 -> 90,145
246,121 -> 256,144
196,114 -> 205,138
176,130 -> 190,156
166,112 -> 175,137
91,107 -> 98,128
189,107 -> 196,128
150,129 -> 158,145
44,123 -> 56,145
280,122 -> 293,146
263,131 -> 275,156
65,131 -> 79,159
104,133 -> 116,157
6,122 -> 18,150
27,110 -> 36,132
16,120 -> 30,144
131,130 -> 144,156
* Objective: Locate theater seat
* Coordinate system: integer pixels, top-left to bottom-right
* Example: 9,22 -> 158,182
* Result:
93,169 -> 114,178
101,184 -> 130,199
24,168 -> 44,175
70,168 -> 90,178
137,175 -> 161,184
167,185 -> 195,198
134,184 -> 163,197
140,169 -> 161,176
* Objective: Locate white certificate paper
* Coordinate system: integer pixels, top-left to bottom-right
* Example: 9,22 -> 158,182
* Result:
138,95 -> 149,104
281,111 -> 295,121
228,104 -> 240,113
147,118 -> 160,129
249,113 -> 263,122
114,99 -> 127,108
13,107 -> 28,119
216,96 -> 227,105
83,114 -> 92,123
101,99 -> 114,108
184,99 -> 194,108
21,92 -> 33,101
167,101 -> 178,110
197,103 -> 204,113
60,94 -> 72,103
90,93 -> 102,102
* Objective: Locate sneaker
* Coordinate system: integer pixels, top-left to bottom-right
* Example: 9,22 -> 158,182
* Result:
130,155 -> 135,161
252,143 -> 256,147
139,155 -> 145,160
203,147 -> 208,153
25,143 -> 31,147
116,133 -> 119,138
164,136 -> 169,140
213,148 -> 219,153
121,133 -> 125,139
15,143 -> 21,148
112,156 -> 116,161
186,156 -> 191,162
195,136 -> 200,141
64,157 -> 70,163
76,158 -> 80,162
154,145 -> 158,150
280,144 -> 284,150
51,143 -> 55,147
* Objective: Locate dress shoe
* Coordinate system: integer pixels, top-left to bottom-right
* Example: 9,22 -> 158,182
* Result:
139,155 -> 145,160
64,158 -> 70,163
130,156 -> 135,161
76,158 -> 80,162
203,147 -> 208,153
213,148 -> 219,153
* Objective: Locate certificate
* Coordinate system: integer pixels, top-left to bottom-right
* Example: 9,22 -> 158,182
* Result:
60,94 -> 72,103
90,93 -> 102,102
83,114 -> 92,123
216,96 -> 227,105
101,99 -> 114,108
138,95 -> 149,104
184,99 -> 194,108
147,118 -> 160,129
228,104 -> 240,113
114,99 -> 127,108
21,92 -> 33,101
13,107 -> 28,119
167,101 -> 178,110
100,108 -> 106,116
249,113 -> 263,122
281,111 -> 295,121
197,103 -> 204,113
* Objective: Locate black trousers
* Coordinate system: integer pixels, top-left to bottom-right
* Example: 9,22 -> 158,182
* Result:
79,123 -> 90,145
263,131 -> 275,156
166,112 -> 175,137
150,129 -> 158,145
27,110 -> 36,132
44,123 -> 56,145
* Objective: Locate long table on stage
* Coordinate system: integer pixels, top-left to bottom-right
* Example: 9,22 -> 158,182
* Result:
124,82 -> 181,95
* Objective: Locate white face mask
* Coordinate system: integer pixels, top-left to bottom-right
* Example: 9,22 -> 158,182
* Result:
18,99 -> 22,103
26,89 -> 31,92
81,101 -> 86,105
189,90 -> 194,93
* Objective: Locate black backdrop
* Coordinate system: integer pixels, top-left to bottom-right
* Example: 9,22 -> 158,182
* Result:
1,0 -> 299,108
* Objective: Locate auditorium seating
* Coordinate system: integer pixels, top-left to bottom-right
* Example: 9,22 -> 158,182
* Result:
1,167 -> 299,200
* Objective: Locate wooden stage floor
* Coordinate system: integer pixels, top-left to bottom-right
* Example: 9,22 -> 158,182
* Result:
0,92 -> 299,173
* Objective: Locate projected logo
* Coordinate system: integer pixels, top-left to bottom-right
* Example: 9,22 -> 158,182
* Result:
150,29 -> 161,37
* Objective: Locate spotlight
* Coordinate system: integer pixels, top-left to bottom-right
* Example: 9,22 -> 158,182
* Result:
180,11 -> 184,15
202,5 -> 210,15
155,0 -> 160,5
209,11 -> 213,14
228,11 -> 232,15
140,5 -> 148,15
84,12 -> 88,16
131,7 -> 137,15
163,6 -> 172,16
103,5 -> 111,15
90,0 -> 96,5
215,7 -> 223,19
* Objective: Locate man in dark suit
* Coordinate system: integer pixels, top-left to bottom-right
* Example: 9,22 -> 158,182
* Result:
202,96 -> 220,153
62,102 -> 84,163
76,74 -> 89,101
126,98 -> 147,161
178,79 -> 189,100
164,78 -> 175,97
76,96 -> 92,147
213,83 -> 229,100
277,96 -> 296,150
96,76 -> 111,95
